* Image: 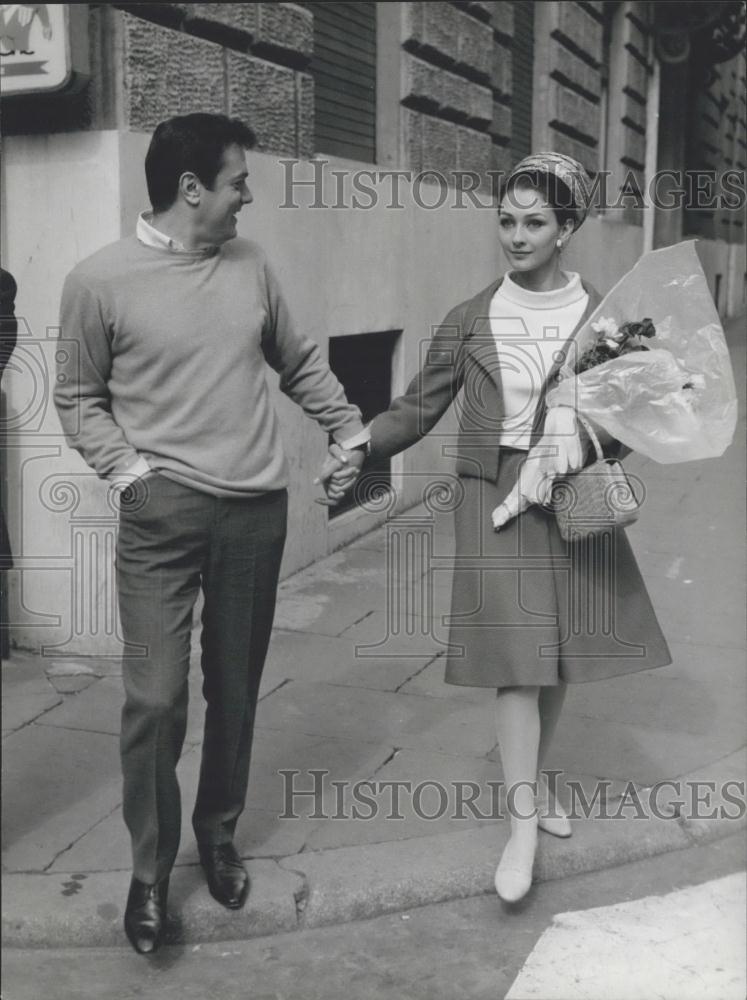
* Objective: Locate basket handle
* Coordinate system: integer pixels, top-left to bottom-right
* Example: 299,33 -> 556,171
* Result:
574,411 -> 605,463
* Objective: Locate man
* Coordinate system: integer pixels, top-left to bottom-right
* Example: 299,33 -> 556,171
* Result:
55,113 -> 366,954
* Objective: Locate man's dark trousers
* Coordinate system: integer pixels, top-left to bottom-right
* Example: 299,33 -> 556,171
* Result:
116,472 -> 288,884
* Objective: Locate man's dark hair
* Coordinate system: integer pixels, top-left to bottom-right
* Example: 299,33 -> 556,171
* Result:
145,113 -> 256,212
500,170 -> 577,229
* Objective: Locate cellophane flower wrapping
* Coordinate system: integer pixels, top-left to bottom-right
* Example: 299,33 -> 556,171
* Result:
546,240 -> 738,464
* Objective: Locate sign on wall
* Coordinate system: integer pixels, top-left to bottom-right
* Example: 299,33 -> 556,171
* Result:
0,4 -> 77,95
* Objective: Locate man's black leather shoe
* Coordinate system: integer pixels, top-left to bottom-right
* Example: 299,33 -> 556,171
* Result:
124,876 -> 169,954
198,842 -> 249,909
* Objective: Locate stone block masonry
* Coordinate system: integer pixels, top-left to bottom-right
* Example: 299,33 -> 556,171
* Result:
685,46 -> 747,243
491,101 -> 511,145
547,1 -> 603,65
617,2 -> 651,173
122,14 -> 226,128
403,2 -> 491,78
162,3 -> 313,63
400,2 -> 496,186
552,42 -> 602,101
118,10 -> 312,158
455,10 -> 493,80
252,3 -> 312,62
546,77 -> 600,147
488,4 -> 511,174
227,54 -> 313,159
403,56 -> 492,127
491,142 -> 513,176
5,3 -> 315,157
492,42 -> 512,102
532,2 -> 603,174
183,4 -> 258,47
456,125 -> 492,175
492,2 -> 514,43
420,115 -> 460,176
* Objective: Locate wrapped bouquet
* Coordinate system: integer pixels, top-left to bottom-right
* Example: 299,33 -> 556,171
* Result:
546,240 -> 738,464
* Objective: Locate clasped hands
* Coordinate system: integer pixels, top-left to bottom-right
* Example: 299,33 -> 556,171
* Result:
491,406 -> 587,530
314,443 -> 366,506
312,407 -> 587,513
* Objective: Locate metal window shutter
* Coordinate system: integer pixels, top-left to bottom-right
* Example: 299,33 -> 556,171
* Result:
306,2 -> 377,162
511,1 -> 534,164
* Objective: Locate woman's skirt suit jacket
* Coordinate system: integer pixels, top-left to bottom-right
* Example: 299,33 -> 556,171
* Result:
367,276 -> 671,688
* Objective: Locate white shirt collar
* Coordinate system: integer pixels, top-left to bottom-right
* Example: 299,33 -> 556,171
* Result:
499,270 -> 586,310
136,211 -> 188,252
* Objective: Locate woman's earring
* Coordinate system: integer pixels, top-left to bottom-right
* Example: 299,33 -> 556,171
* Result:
556,239 -> 563,250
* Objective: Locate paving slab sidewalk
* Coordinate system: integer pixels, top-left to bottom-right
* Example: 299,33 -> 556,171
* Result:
2,316 -> 745,948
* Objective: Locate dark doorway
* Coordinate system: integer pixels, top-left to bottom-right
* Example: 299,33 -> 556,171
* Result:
327,329 -> 400,517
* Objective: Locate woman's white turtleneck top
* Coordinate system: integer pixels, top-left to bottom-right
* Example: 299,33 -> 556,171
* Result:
489,270 -> 588,449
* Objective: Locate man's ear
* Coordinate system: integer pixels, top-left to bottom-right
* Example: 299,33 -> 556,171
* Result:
178,171 -> 201,207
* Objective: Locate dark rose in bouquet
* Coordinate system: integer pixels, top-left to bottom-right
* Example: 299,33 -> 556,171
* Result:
575,316 -> 657,373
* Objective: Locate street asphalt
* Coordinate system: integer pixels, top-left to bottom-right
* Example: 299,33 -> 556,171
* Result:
2,314 -> 745,949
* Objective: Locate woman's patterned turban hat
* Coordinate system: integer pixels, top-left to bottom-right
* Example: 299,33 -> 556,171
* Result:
505,151 -> 592,230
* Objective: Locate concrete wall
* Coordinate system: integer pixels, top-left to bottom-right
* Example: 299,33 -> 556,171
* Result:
3,133 -> 128,655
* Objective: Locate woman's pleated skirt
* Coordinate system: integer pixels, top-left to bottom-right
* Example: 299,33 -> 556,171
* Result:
444,450 -> 671,689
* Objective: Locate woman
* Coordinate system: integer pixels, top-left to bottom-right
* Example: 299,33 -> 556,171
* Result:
325,152 -> 671,903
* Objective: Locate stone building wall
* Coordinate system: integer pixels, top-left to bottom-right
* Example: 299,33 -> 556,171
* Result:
399,1 -> 494,181
4,2 -> 315,158
608,1 -> 651,190
4,1 -> 744,206
532,1 -> 605,175
490,2 -> 513,174
685,47 -> 747,245
113,3 -> 313,157
532,1 -> 656,224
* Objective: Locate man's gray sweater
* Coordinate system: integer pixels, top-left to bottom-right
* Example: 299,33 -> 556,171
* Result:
55,236 -> 363,496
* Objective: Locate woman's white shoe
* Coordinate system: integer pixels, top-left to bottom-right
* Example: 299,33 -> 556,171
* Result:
536,774 -> 572,838
494,822 -> 537,903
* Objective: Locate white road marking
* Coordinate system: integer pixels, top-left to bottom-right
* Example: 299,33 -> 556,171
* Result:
505,873 -> 746,1000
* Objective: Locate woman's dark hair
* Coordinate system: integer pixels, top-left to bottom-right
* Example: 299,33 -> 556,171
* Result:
145,113 -> 256,212
500,170 -> 577,228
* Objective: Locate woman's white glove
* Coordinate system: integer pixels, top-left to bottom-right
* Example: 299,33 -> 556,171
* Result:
491,406 -> 586,530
